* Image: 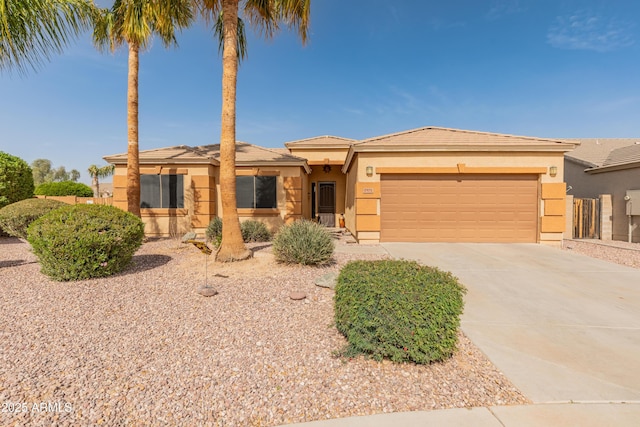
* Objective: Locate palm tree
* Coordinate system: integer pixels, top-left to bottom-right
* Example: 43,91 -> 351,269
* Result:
87,164 -> 115,197
0,0 -> 95,74
197,0 -> 311,262
93,0 -> 194,217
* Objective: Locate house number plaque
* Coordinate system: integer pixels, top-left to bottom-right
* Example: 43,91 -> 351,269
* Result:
362,188 -> 374,194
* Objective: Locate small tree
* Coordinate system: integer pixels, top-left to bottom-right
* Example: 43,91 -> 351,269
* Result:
0,151 -> 34,209
31,158 -> 81,185
87,164 -> 115,197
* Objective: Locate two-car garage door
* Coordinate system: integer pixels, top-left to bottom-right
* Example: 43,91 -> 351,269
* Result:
380,174 -> 538,243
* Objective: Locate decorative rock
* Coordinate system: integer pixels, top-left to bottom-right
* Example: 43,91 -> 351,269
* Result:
315,272 -> 338,290
289,291 -> 306,300
198,286 -> 218,297
181,232 -> 197,243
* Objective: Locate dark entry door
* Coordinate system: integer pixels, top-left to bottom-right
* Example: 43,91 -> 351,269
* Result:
318,182 -> 335,227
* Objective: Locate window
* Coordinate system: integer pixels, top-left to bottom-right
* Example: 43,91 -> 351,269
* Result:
140,174 -> 184,208
236,176 -> 277,209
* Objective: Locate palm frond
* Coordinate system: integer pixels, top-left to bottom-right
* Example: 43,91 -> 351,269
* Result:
214,11 -> 247,61
0,0 -> 95,74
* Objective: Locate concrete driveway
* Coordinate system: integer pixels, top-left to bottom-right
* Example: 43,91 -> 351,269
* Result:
381,243 -> 640,404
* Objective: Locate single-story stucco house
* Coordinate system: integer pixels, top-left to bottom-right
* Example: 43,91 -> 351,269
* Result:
104,126 -> 578,246
564,138 -> 640,242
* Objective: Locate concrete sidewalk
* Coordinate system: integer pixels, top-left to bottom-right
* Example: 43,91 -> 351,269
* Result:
284,403 -> 640,427
279,243 -> 640,426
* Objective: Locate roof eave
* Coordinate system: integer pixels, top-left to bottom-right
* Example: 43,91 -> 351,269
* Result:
236,160 -> 311,174
103,156 -> 219,166
585,161 -> 640,174
351,143 -> 577,153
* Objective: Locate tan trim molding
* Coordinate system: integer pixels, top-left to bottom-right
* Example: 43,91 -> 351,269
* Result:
237,208 -> 280,216
376,166 -> 548,174
235,169 -> 281,176
307,160 -> 345,166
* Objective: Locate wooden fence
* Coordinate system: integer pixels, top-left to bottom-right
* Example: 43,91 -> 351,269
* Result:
35,195 -> 113,206
573,197 -> 600,239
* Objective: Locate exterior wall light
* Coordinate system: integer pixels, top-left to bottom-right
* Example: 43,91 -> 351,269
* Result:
366,166 -> 374,177
549,166 -> 557,177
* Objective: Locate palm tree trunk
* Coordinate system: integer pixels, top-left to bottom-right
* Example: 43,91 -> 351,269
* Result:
127,42 -> 141,217
216,0 -> 250,262
92,174 -> 99,198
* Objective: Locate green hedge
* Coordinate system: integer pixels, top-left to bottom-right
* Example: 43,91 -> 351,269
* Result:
0,198 -> 66,239
34,181 -> 93,197
334,260 -> 466,364
0,151 -> 34,209
27,204 -> 145,281
272,220 -> 334,265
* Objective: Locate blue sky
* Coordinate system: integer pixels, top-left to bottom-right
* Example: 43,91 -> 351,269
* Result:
2,0 -> 640,184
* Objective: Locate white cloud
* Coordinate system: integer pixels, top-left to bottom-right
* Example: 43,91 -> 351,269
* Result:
547,11 -> 635,52
485,0 -> 526,21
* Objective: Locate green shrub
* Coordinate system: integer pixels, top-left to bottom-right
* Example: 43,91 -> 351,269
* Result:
34,181 -> 93,197
272,220 -> 334,265
205,217 -> 272,245
240,220 -> 271,243
0,198 -> 66,239
205,217 -> 223,246
334,260 -> 466,364
27,204 -> 145,281
0,152 -> 34,209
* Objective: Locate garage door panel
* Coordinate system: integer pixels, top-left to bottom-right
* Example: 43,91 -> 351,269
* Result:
380,174 -> 538,243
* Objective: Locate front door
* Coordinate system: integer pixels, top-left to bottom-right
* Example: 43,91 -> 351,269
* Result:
318,182 -> 336,227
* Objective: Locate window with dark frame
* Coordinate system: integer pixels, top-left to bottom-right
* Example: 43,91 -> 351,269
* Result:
236,176 -> 277,209
140,174 -> 184,208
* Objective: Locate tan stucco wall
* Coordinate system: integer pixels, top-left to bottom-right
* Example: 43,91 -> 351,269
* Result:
344,157 -> 358,234
112,163 -> 214,237
349,151 -> 566,245
288,147 -> 348,164
565,160 -> 640,242
306,165 -> 346,225
215,166 -> 306,233
112,164 -> 305,237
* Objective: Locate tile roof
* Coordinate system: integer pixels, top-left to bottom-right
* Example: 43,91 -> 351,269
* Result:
104,142 -> 309,170
354,126 -> 573,148
602,144 -> 640,167
564,138 -> 640,167
284,135 -> 356,148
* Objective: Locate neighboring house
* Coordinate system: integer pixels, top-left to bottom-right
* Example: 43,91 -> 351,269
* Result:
564,138 -> 640,242
104,126 -> 577,246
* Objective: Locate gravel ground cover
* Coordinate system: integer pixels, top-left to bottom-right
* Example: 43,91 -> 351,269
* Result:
1,237 -> 527,426
563,239 -> 640,269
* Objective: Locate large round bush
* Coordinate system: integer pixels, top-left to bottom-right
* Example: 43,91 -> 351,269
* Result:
335,260 -> 466,364
0,198 -> 66,239
0,151 -> 34,209
272,220 -> 334,265
27,204 -> 145,281
35,181 -> 93,197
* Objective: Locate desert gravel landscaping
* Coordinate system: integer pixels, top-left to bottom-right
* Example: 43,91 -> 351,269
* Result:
0,237 -> 531,426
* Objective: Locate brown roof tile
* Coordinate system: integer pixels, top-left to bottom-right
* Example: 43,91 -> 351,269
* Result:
355,126 -> 572,148
104,142 -> 309,171
564,138 -> 640,167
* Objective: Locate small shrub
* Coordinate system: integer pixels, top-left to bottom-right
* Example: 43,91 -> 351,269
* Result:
27,204 -> 144,281
241,220 -> 271,243
205,217 -> 272,245
0,151 -> 34,209
205,217 -> 223,246
272,220 -> 334,265
0,198 -> 66,239
34,181 -> 93,197
334,260 -> 466,364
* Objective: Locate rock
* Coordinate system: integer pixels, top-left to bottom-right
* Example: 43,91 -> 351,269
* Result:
198,286 -> 218,297
315,272 -> 338,290
289,291 -> 306,300
181,232 -> 197,243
